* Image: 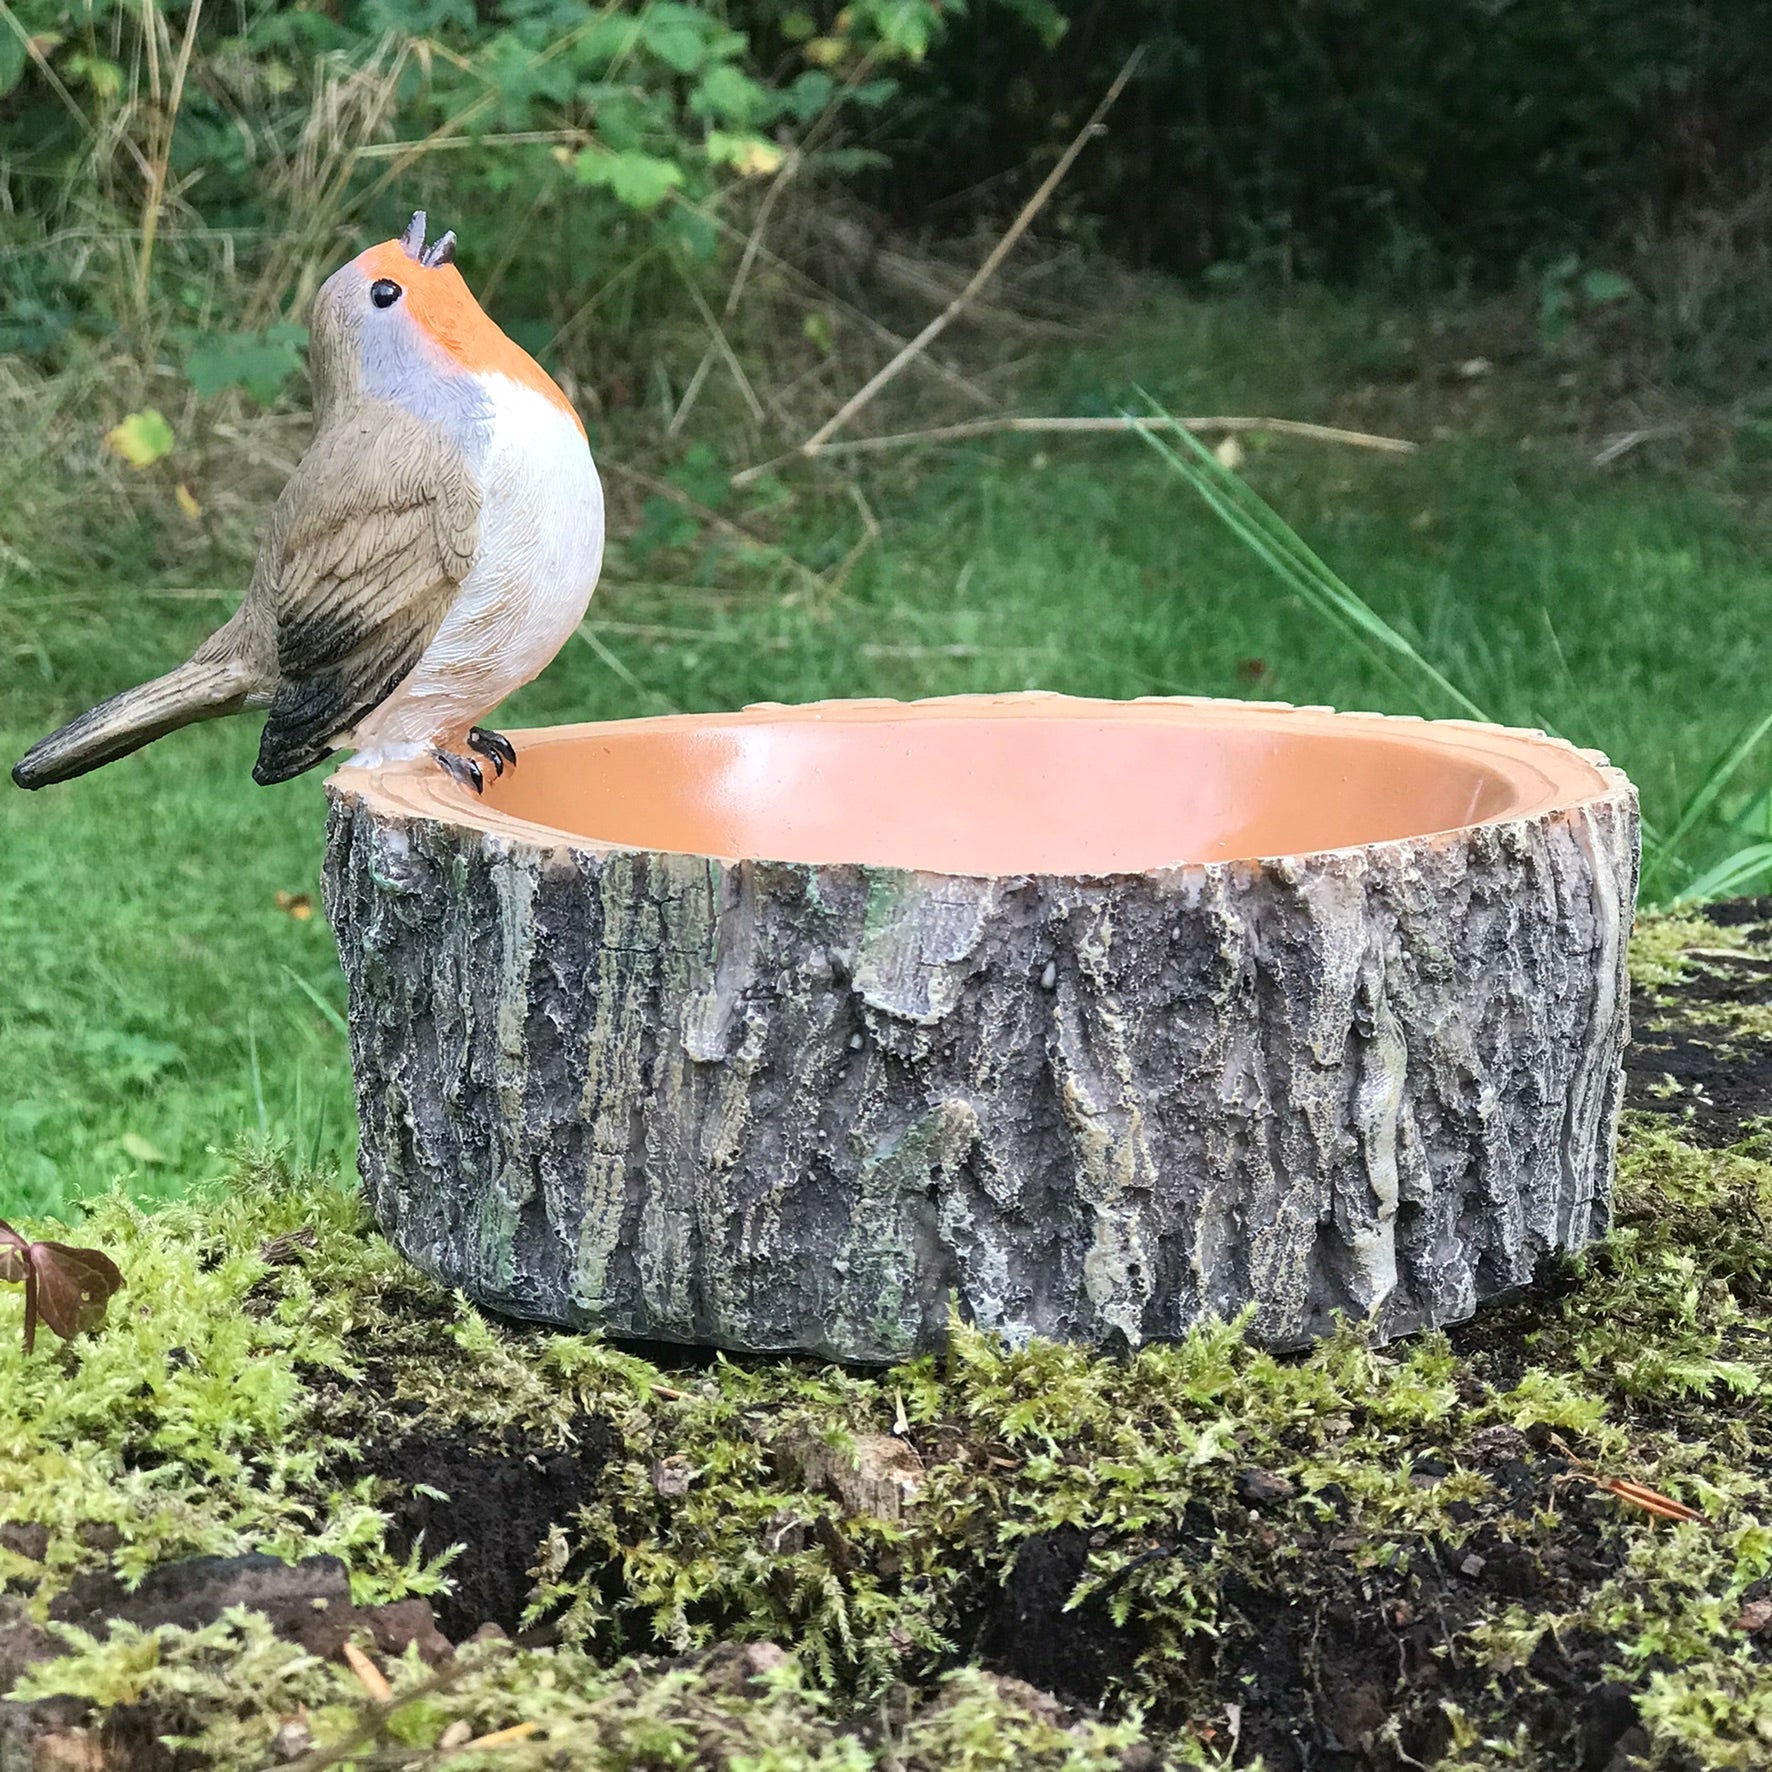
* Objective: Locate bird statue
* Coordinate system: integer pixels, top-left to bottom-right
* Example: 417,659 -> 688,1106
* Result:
12,212 -> 603,795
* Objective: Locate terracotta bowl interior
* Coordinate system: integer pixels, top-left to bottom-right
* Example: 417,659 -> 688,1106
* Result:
451,698 -> 1613,876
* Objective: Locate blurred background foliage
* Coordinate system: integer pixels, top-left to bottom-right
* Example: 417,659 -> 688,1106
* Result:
0,0 -> 1764,384
7,0 -> 1772,395
0,0 -> 981,397
884,3 -> 1762,269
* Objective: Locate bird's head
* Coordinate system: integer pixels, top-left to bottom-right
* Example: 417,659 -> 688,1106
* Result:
308,212 -> 581,435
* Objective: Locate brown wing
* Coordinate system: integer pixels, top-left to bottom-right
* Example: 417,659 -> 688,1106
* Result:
251,403 -> 480,785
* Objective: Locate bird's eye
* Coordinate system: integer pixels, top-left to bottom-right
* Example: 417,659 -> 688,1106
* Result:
370,279 -> 402,309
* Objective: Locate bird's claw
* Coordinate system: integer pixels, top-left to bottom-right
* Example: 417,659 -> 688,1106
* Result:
435,749 -> 484,794
467,727 -> 517,776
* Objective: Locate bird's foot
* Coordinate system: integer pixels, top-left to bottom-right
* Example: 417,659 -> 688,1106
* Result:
434,748 -> 484,794
467,727 -> 517,776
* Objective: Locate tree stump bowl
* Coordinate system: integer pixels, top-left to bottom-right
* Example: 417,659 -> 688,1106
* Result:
322,693 -> 1638,1361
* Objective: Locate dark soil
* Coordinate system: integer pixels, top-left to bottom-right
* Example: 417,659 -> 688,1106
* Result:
976,1450 -> 1652,1771
978,1525 -> 1143,1707
332,1411 -> 617,1640
1625,907 -> 1772,1147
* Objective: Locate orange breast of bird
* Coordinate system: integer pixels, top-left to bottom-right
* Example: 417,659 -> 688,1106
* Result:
357,241 -> 585,438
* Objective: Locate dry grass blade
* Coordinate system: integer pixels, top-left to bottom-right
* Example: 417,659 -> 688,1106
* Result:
785,46 -> 1145,465
135,0 -> 205,315
669,194 -> 997,411
572,624 -> 679,714
671,157 -> 800,439
676,263 -> 765,426
342,1640 -> 395,1705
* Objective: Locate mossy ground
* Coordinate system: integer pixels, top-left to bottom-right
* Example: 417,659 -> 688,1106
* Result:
1,914 -> 1769,1769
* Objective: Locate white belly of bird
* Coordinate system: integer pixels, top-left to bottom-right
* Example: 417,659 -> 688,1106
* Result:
342,374 -> 604,768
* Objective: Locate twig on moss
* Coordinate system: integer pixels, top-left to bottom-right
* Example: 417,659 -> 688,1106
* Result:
1547,1435 -> 1709,1526
282,1661 -> 478,1772
455,1721 -> 539,1752
1592,1475 -> 1707,1526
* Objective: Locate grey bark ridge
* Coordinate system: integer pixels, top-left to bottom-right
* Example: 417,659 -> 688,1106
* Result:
322,763 -> 1638,1363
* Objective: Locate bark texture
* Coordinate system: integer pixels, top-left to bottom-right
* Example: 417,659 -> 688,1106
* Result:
323,780 -> 1638,1361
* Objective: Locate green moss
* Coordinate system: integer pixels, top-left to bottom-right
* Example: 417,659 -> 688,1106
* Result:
1643,996 -> 1772,1046
1628,911 -> 1751,991
5,1116 -> 1772,1767
0,1150 -> 448,1608
11,1618 -> 1161,1771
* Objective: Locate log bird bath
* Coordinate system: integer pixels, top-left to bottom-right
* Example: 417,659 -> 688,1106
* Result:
322,693 -> 1638,1362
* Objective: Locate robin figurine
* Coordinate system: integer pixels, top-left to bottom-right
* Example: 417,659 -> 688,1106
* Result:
13,211 -> 603,795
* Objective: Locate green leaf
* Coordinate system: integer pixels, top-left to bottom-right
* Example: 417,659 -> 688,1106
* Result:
693,63 -> 772,127
666,206 -> 719,261
705,131 -> 783,176
574,148 -> 685,210
666,442 -> 730,511
478,29 -> 573,126
862,0 -> 940,58
995,0 -> 1067,47
1581,268 -> 1636,304
575,84 -> 658,152
570,14 -> 642,69
363,0 -> 474,32
0,24 -> 28,98
65,53 -> 124,100
640,4 -> 709,74
185,325 -> 308,407
630,495 -> 697,560
103,410 -> 175,470
784,69 -> 835,121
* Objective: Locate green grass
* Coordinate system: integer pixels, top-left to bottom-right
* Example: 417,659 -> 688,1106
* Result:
4,288 -> 1770,1216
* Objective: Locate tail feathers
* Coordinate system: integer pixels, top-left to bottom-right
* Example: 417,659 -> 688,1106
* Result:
12,654 -> 257,789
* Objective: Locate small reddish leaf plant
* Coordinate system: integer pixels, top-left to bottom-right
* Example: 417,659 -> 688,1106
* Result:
0,1221 -> 124,1355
